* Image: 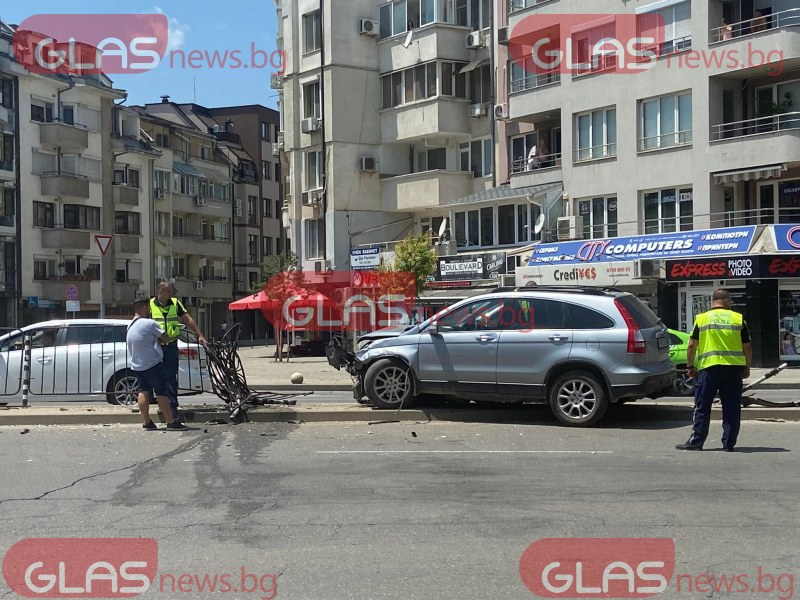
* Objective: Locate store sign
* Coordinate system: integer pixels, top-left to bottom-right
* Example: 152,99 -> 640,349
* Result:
436,252 -> 507,281
771,225 -> 800,252
528,226 -> 757,266
350,246 -> 381,271
516,262 -> 637,287
667,255 -> 800,281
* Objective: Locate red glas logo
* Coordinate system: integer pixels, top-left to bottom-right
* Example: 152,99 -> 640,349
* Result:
12,14 -> 168,75
519,538 -> 675,598
510,14 -> 665,76
3,538 -> 158,598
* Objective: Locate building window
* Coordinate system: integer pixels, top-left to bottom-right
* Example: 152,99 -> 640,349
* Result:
248,235 -> 259,264
115,212 -> 141,235
305,150 -> 323,191
276,236 -> 284,256
172,215 -> 186,237
575,107 -> 617,161
379,0 -> 476,38
61,155 -> 102,180
303,81 -> 321,119
643,0 -> 692,57
643,188 -> 693,234
263,198 -> 272,218
261,122 -> 269,140
305,218 -> 323,259
34,259 -> 53,280
757,180 -> 800,224
63,205 -> 100,230
153,169 -> 170,192
263,236 -> 273,256
469,64 -> 492,104
454,206 -> 496,248
275,200 -> 282,220
640,92 -> 692,151
497,202 -> 542,246
31,99 -> 54,123
262,161 -> 271,180
0,78 -> 14,109
303,10 -> 322,54
154,212 -> 170,235
248,195 -> 258,225
33,202 -> 54,228
1,133 -> 14,167
416,148 -> 447,172
172,257 -> 186,278
459,139 -> 493,177
0,188 -> 14,227
579,197 -> 618,239
381,61 -> 440,109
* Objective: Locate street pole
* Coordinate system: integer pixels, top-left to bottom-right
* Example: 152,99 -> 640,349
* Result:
100,254 -> 106,318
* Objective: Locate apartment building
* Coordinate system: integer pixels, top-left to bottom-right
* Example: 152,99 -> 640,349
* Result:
0,22 -> 19,328
500,0 -> 800,366
208,105 -> 284,340
277,0 -> 505,273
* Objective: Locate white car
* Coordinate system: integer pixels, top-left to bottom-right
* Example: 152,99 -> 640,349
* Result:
0,319 -> 209,405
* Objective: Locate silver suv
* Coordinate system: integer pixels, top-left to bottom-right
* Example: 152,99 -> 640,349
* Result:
327,286 -> 675,426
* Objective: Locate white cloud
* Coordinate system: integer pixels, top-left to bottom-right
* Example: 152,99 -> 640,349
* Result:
154,6 -> 190,52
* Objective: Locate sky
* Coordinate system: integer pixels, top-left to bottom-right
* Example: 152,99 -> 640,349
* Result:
1,0 -> 281,109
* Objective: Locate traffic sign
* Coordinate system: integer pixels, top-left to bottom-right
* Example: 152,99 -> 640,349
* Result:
95,235 -> 113,255
28,296 -> 39,309
66,301 -> 81,313
66,285 -> 79,301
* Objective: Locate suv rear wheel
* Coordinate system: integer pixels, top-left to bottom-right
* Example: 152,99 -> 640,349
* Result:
549,371 -> 608,427
364,359 -> 414,409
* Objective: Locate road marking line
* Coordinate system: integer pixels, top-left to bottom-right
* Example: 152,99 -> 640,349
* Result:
317,450 -> 612,454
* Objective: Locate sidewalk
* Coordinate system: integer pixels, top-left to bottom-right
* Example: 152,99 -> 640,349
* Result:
237,346 -> 800,391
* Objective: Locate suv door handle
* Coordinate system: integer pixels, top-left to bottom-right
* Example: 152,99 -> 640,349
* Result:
37,357 -> 53,364
97,353 -> 114,360
475,334 -> 496,342
549,335 -> 569,342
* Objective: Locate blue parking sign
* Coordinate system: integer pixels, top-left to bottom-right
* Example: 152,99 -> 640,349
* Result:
28,297 -> 39,308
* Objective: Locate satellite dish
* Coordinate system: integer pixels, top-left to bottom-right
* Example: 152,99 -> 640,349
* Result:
534,213 -> 546,235
438,218 -> 448,239
403,30 -> 414,48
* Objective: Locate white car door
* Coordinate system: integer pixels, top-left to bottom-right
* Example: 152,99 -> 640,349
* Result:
62,325 -> 112,396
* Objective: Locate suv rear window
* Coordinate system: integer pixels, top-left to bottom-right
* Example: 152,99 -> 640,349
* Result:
616,296 -> 660,328
566,304 -> 615,329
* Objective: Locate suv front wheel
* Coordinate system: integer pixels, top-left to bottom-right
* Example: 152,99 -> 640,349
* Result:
549,371 -> 608,427
364,359 -> 414,409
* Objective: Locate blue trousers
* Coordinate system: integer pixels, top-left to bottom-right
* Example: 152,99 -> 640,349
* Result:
689,365 -> 743,449
161,343 -> 180,413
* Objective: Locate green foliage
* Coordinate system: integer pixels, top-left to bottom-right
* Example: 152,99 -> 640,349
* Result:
251,251 -> 299,294
758,92 -> 793,118
384,233 -> 437,295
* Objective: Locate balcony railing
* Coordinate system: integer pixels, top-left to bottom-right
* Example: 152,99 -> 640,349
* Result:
573,144 -> 617,163
0,159 -> 13,172
0,215 -> 14,227
510,71 -> 560,94
510,0 -> 557,12
710,8 -> 800,44
639,36 -> 693,59
510,152 -> 562,174
638,130 -> 693,152
711,112 -> 800,141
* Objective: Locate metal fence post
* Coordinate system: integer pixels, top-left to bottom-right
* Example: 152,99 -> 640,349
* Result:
21,334 -> 31,408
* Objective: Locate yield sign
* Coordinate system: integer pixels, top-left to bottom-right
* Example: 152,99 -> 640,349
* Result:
95,235 -> 113,256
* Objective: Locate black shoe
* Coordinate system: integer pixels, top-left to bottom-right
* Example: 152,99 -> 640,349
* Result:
166,421 -> 188,431
142,421 -> 158,431
676,442 -> 703,451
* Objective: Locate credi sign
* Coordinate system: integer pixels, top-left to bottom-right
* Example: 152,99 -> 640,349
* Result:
516,262 -> 637,287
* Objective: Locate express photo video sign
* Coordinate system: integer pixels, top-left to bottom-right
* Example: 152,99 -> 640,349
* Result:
666,255 -> 800,281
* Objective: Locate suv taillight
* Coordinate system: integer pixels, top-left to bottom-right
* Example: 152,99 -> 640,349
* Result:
178,348 -> 199,360
615,298 -> 646,354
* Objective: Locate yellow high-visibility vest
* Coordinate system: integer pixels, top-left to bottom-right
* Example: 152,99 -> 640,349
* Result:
694,309 -> 746,370
150,298 -> 182,343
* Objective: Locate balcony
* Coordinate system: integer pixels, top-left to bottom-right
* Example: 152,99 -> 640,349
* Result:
39,121 -> 89,151
113,184 -> 139,206
112,281 -> 139,304
708,9 -> 800,73
0,215 -> 14,229
0,105 -> 10,127
709,112 -> 800,171
41,279 -> 91,301
197,279 -> 232,298
509,152 -> 563,189
0,159 -> 13,181
381,98 -> 470,144
115,235 -> 140,254
40,228 -> 91,250
172,193 -> 228,216
40,174 -> 90,200
508,73 -> 562,120
172,233 -> 202,255
379,25 -> 473,71
381,170 -> 475,212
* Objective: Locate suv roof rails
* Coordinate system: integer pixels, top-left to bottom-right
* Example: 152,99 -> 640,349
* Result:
490,285 -> 623,296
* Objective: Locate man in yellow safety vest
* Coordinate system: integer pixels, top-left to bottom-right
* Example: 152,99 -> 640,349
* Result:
676,289 -> 752,452
150,282 -> 206,419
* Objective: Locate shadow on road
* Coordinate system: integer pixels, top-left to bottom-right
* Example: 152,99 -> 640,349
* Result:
706,447 -> 791,454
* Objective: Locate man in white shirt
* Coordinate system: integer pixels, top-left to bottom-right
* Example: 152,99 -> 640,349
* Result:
126,300 -> 188,431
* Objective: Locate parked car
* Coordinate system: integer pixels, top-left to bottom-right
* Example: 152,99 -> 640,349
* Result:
0,320 -> 209,405
668,328 -> 694,396
327,287 -> 676,426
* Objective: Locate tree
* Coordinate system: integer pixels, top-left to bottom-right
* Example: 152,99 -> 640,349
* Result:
385,233 -> 437,295
251,251 -> 299,294
251,251 -> 301,362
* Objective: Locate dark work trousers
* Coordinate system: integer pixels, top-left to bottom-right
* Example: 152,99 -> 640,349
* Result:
161,343 -> 180,415
689,365 -> 743,449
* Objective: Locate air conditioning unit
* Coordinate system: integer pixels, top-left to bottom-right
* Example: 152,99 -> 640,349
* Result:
193,297 -> 204,307
156,189 -> 166,200
313,260 -> 330,273
270,74 -> 283,89
557,216 -> 584,241
502,274 -> 516,286
235,207 -> 243,217
277,131 -> 284,146
195,281 -> 204,291
635,259 -> 662,279
236,282 -> 245,293
469,103 -> 488,118
272,143 -> 281,157
195,196 -> 206,207
466,31 -> 485,49
359,18 -> 379,35
301,117 -> 321,133
498,26 -> 509,45
494,103 -> 509,120
303,190 -> 323,206
359,156 -> 377,173
235,199 -> 243,209
434,240 -> 457,256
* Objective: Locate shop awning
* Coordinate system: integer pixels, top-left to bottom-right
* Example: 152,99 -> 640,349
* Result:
713,164 -> 787,184
443,183 -> 562,208
172,162 -> 204,177
460,59 -> 489,74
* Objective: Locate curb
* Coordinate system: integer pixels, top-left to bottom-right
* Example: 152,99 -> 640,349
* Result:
1,404 -> 799,427
251,384 -> 353,392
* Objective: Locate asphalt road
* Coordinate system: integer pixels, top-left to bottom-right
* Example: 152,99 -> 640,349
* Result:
0,420 -> 797,599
